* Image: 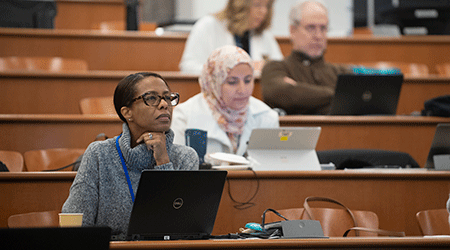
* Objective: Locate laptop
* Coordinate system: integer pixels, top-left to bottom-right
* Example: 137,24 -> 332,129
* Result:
246,127 -> 322,171
0,227 -> 111,250
126,170 -> 227,240
425,123 -> 450,170
329,74 -> 404,115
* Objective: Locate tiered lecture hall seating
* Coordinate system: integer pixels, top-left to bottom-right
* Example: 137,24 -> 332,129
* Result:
2,5 -> 450,249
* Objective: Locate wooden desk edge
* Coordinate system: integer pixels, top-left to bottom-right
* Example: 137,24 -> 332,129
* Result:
1,114 -> 449,124
2,170 -> 450,180
110,237 -> 450,249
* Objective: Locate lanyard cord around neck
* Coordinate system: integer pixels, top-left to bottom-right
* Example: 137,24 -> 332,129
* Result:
115,134 -> 135,202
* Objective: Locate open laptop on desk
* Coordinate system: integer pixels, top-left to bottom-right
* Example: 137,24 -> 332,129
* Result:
246,127 -> 322,171
425,123 -> 450,170
329,74 -> 404,115
126,170 -> 227,240
0,227 -> 111,250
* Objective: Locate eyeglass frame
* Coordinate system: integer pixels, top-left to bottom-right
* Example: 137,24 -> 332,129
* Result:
130,92 -> 180,107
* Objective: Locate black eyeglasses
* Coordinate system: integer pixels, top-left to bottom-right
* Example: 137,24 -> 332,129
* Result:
131,92 -> 180,107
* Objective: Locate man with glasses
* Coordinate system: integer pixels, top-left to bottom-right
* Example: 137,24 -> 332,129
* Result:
260,0 -> 351,115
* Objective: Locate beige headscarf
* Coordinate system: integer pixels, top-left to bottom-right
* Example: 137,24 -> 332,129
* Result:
199,45 -> 254,153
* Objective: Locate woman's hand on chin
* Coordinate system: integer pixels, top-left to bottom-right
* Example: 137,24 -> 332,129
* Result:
136,131 -> 170,165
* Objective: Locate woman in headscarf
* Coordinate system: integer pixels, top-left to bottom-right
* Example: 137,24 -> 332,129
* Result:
172,45 -> 279,157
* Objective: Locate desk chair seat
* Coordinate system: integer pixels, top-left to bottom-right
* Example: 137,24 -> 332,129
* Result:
316,149 -> 420,169
0,150 -> 24,172
0,56 -> 88,72
24,148 -> 85,172
416,209 -> 450,236
8,210 -> 60,228
79,96 -> 116,115
92,21 -> 157,32
436,63 -> 450,76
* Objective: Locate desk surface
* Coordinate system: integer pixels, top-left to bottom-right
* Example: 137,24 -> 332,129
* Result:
1,171 -> 450,237
109,237 -> 450,250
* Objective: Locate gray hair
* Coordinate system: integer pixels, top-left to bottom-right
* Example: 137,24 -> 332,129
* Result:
289,0 -> 327,26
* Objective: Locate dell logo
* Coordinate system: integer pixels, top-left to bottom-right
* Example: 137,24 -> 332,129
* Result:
362,91 -> 372,102
173,198 -> 183,209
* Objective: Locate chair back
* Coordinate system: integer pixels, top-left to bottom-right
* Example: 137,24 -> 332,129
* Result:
350,61 -> 429,77
79,96 -> 116,115
24,148 -> 85,171
8,210 -> 60,228
264,207 -> 379,237
436,63 -> 450,76
0,56 -> 88,72
0,150 -> 24,172
416,209 -> 450,235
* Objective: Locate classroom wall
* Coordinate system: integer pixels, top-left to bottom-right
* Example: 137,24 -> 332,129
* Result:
175,0 -> 353,37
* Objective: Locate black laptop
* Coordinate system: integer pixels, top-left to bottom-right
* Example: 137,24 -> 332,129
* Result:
329,74 -> 404,115
425,123 -> 450,170
0,227 -> 111,250
126,170 -> 227,241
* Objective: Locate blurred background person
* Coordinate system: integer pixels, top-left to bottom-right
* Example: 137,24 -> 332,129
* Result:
260,0 -> 351,115
179,0 -> 283,74
172,45 -> 279,157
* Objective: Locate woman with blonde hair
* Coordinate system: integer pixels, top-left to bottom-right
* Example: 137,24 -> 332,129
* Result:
179,0 -> 283,74
172,45 -> 279,157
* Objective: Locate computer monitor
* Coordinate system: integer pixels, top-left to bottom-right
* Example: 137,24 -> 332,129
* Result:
353,0 -> 450,35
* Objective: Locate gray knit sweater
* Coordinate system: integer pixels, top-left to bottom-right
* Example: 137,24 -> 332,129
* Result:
62,123 -> 199,238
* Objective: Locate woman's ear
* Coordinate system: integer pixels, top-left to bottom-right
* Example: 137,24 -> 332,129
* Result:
121,106 -> 132,122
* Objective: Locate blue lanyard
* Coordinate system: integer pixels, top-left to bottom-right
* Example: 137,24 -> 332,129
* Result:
115,134 -> 135,202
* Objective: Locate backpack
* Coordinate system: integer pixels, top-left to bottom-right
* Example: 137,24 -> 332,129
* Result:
422,95 -> 450,117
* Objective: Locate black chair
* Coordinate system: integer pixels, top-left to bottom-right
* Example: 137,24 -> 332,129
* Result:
316,149 -> 420,170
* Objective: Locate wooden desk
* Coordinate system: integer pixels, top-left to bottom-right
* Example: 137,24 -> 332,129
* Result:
109,237 -> 450,250
55,0 -> 125,30
0,70 -> 448,115
1,114 -> 448,166
2,27 -> 450,72
0,114 -> 122,154
0,28 -> 187,71
0,71 -> 201,114
1,171 -> 450,237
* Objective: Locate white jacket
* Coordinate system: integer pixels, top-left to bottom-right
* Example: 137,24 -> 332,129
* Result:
179,15 -> 284,74
171,94 -> 279,156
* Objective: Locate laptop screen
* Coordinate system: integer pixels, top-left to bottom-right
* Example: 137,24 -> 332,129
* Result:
425,123 -> 450,170
246,127 -> 322,171
329,74 -> 404,115
126,170 -> 227,240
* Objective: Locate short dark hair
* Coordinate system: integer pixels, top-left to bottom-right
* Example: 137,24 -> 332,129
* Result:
113,72 -> 170,122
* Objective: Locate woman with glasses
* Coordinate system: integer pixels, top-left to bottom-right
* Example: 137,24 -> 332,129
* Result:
179,0 -> 283,74
172,45 -> 279,158
62,72 -> 198,239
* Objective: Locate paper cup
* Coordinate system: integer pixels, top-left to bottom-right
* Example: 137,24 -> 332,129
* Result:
59,213 -> 83,227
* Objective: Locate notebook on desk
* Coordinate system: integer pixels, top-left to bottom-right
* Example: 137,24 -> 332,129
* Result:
329,74 -> 404,115
126,170 -> 227,241
0,227 -> 111,250
425,123 -> 450,170
246,127 -> 322,171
